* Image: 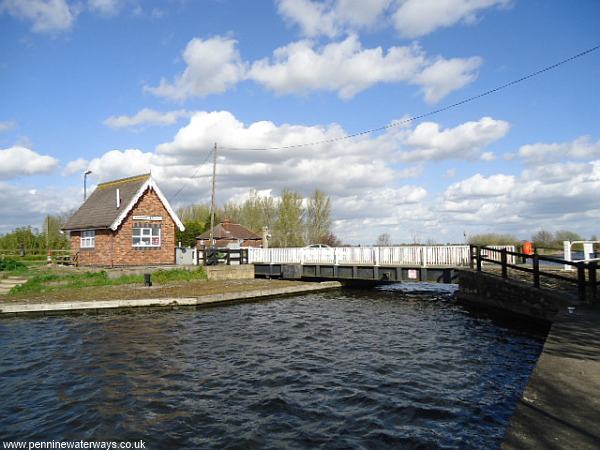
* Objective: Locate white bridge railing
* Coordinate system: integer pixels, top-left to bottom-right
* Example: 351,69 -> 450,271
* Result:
248,245 -> 516,267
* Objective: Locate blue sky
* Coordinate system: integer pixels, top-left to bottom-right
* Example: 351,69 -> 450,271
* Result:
1,0 -> 599,244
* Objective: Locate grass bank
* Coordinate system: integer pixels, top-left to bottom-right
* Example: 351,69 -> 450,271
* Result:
8,268 -> 207,296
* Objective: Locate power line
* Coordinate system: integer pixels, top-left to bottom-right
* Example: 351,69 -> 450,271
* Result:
220,44 -> 599,152
171,147 -> 214,201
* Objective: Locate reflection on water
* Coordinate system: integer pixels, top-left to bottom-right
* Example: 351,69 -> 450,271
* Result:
0,285 -> 545,449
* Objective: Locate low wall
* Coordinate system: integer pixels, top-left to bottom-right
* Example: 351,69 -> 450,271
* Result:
457,269 -> 574,322
205,265 -> 255,281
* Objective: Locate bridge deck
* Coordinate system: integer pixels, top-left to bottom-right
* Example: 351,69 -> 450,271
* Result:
254,262 -> 458,283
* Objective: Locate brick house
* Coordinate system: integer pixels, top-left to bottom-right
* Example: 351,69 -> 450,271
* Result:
62,173 -> 185,266
196,218 -> 263,248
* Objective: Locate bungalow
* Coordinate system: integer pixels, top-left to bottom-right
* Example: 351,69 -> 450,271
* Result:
197,218 -> 264,248
62,173 -> 185,266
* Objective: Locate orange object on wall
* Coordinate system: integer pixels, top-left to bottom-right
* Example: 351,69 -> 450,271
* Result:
522,241 -> 534,255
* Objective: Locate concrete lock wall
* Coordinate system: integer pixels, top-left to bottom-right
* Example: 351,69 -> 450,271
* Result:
457,269 -> 573,322
205,265 -> 255,281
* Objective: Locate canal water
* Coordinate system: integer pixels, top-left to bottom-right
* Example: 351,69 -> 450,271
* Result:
0,284 -> 546,449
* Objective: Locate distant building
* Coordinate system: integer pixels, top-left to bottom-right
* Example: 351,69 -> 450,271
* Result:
196,218 -> 263,248
62,173 -> 185,266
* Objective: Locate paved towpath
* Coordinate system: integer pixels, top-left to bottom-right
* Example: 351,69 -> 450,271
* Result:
502,307 -> 600,449
0,276 -> 28,296
0,280 -> 341,316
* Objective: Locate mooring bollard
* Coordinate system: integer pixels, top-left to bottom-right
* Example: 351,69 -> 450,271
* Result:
144,273 -> 152,287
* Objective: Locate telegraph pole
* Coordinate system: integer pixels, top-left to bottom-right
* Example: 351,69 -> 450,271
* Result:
209,143 -> 217,246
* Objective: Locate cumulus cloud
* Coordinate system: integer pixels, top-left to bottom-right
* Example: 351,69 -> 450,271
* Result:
249,35 -> 481,101
62,158 -> 89,176
0,0 -> 75,32
393,0 -> 510,38
276,0 -> 508,38
88,0 -> 121,16
147,34 -> 481,102
438,158 -> 600,239
0,182 -> 81,233
276,0 -> 392,37
410,56 -> 482,103
518,136 -> 600,162
0,146 -> 59,179
103,108 -> 190,129
0,120 -> 18,133
399,116 -> 510,162
445,173 -> 515,199
86,149 -> 158,182
145,36 -> 246,100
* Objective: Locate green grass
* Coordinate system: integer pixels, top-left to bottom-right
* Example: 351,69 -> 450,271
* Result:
8,268 -> 206,296
0,258 -> 28,273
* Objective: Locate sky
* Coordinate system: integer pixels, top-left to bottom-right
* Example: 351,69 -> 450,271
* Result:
0,0 -> 599,244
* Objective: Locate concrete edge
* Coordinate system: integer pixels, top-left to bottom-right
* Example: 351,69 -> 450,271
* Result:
0,281 -> 342,317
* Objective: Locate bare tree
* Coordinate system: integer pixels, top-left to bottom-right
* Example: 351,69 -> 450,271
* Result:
305,189 -> 332,244
375,233 -> 392,246
532,230 -> 553,248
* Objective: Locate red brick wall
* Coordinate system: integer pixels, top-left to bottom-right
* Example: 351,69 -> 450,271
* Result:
70,229 -> 114,266
70,188 -> 177,266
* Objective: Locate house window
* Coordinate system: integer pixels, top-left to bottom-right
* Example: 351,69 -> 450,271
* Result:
81,230 -> 96,248
133,222 -> 161,248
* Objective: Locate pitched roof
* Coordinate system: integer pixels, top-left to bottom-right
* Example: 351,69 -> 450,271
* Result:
197,220 -> 262,240
63,173 -> 185,232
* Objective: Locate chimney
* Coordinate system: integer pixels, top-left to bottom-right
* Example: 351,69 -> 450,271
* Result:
116,188 -> 121,208
262,226 -> 269,249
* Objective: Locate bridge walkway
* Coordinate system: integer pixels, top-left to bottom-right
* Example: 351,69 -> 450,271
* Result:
502,307 -> 600,450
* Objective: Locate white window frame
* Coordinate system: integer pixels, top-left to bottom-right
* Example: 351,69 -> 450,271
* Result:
80,230 -> 96,249
132,224 -> 161,248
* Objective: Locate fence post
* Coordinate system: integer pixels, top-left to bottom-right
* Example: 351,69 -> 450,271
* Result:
533,254 -> 540,288
588,261 -> 597,303
577,262 -> 587,303
469,245 -> 474,269
501,248 -> 508,279
476,246 -> 482,272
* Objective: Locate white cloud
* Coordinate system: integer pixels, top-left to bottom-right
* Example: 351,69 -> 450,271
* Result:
0,146 -> 59,179
145,36 -> 246,100
400,116 -> 510,162
438,158 -> 600,239
86,149 -> 158,182
88,0 -> 121,16
392,0 -> 510,38
445,173 -> 515,199
481,151 -> 496,161
0,182 -> 80,233
0,0 -> 75,32
62,158 -> 89,176
147,34 -> 481,102
103,108 -> 190,129
276,0 -> 508,39
249,35 -> 481,101
276,0 -> 392,37
0,120 -> 18,132
518,136 -> 600,162
411,56 -> 482,103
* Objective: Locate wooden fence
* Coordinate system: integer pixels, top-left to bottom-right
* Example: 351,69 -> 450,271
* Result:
470,245 -> 598,303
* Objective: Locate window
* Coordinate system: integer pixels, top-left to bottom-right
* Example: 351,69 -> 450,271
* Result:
81,230 -> 95,248
133,222 -> 161,248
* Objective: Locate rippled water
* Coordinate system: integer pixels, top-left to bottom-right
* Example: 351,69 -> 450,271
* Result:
0,284 -> 546,449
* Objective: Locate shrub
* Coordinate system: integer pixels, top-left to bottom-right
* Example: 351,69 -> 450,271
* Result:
0,258 -> 27,272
